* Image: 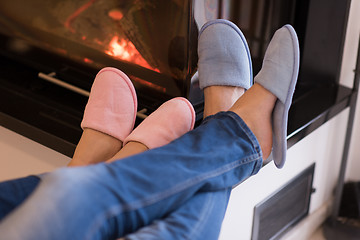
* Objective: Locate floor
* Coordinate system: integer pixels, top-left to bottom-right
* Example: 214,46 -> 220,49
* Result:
310,219 -> 360,240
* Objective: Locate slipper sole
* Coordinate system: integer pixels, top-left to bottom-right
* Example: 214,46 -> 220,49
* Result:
273,25 -> 300,168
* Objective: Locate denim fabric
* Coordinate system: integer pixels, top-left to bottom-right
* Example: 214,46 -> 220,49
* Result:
0,111 -> 262,240
124,189 -> 231,240
0,175 -> 41,221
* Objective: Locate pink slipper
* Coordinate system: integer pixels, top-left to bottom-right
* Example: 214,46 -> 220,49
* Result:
81,67 -> 137,142
123,97 -> 195,149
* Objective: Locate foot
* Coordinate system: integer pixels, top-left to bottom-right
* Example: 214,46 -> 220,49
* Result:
198,19 -> 252,118
123,97 -> 195,149
232,25 -> 300,167
81,67 -> 137,142
203,86 -> 245,118
68,67 -> 138,166
107,141 -> 148,162
107,97 -> 195,162
229,84 -> 277,160
254,25 -> 300,168
198,19 -> 252,90
68,129 -> 122,166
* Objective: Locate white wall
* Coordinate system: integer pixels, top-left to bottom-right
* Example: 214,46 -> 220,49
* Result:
342,0 -> 360,181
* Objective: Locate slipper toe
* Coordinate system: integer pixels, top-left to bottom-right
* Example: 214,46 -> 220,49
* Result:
81,67 -> 137,142
198,19 -> 253,90
123,97 -> 195,149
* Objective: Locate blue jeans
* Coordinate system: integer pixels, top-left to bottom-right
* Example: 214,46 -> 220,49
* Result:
0,112 -> 263,240
124,189 -> 232,240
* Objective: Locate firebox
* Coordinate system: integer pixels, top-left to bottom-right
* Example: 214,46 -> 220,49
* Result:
0,0 -> 200,105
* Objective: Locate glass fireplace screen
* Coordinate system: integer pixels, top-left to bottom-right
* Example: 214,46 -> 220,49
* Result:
0,0 -> 198,98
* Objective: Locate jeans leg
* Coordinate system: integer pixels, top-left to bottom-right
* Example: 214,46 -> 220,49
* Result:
0,175 -> 41,221
124,189 -> 231,240
0,112 -> 262,240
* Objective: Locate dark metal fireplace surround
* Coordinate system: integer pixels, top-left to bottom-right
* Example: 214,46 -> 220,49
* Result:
0,0 -> 353,161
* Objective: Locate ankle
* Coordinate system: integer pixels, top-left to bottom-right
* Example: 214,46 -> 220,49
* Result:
68,129 -> 122,166
229,84 -> 276,160
107,141 -> 148,162
203,86 -> 245,118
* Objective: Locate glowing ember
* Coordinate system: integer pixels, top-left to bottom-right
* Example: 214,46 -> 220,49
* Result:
83,57 -> 94,63
105,36 -> 159,72
108,9 -> 123,21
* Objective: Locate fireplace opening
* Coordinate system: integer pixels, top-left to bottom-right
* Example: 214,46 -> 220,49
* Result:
0,0 -> 198,100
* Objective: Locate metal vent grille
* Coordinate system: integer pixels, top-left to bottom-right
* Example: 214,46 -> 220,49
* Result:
252,164 -> 315,240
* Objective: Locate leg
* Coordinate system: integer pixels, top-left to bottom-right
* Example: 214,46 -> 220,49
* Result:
0,176 -> 41,221
124,189 -> 231,240
0,111 -> 262,240
70,128 -> 123,166
230,83 -> 276,159
198,19 -> 252,119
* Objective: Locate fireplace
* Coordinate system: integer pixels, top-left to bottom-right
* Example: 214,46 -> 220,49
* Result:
0,0 -> 351,156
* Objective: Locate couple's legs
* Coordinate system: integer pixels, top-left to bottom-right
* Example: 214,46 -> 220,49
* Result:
0,109 -> 263,240
0,20 -> 299,240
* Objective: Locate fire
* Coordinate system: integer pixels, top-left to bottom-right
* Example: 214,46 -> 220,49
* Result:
105,36 -> 159,72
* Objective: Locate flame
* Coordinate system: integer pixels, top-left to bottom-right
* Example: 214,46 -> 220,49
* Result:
105,36 -> 159,72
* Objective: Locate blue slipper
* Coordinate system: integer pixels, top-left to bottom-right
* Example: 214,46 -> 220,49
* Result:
198,19 -> 253,90
255,25 -> 300,168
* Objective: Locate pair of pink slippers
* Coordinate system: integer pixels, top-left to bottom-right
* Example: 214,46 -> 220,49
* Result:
81,67 -> 196,149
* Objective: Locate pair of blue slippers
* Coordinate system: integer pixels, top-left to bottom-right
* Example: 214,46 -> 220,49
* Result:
198,19 -> 300,169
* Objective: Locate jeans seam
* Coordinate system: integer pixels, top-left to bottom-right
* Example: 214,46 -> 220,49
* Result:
205,112 -> 262,157
186,192 -> 215,240
226,112 -> 263,175
227,112 -> 261,153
